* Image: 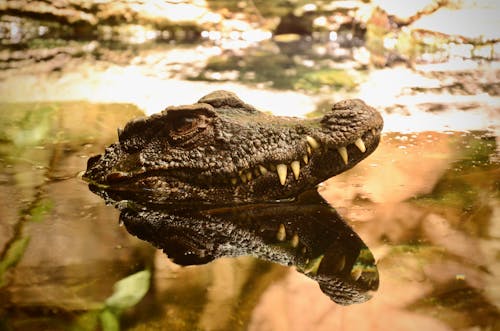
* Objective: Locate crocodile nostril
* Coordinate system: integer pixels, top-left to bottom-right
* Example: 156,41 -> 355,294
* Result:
86,154 -> 102,169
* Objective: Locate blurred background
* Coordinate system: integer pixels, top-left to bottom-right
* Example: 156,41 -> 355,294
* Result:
0,1 -> 499,330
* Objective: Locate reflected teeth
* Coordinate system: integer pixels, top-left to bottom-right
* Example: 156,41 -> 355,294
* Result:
303,255 -> 324,275
291,233 -> 299,247
337,147 -> 348,165
337,255 -> 346,272
290,161 -> 300,180
277,223 -> 286,241
351,267 -> 363,281
276,164 -> 288,186
354,138 -> 366,153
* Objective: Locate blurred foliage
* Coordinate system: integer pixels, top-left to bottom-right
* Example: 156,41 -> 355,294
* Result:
0,104 -> 55,152
0,102 -> 144,161
0,237 -> 30,288
411,132 -> 498,234
28,198 -> 55,223
71,270 -> 151,331
191,49 -> 359,92
26,38 -> 87,50
0,192 -> 54,289
294,68 -> 355,91
409,283 -> 500,330
105,270 -> 151,314
364,7 -> 443,64
0,101 -> 144,302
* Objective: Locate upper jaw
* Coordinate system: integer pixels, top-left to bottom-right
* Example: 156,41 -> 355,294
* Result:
215,124 -> 382,191
83,102 -> 383,202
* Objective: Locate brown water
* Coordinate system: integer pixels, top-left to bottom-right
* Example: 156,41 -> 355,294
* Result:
0,33 -> 499,331
0,99 -> 498,330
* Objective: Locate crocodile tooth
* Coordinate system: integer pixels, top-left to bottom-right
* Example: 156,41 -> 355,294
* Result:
306,136 -> 320,149
337,147 -> 348,165
306,145 -> 312,156
254,168 -> 260,177
290,161 -> 300,180
351,267 -> 362,281
304,255 -> 324,275
277,223 -> 286,241
354,138 -> 366,153
337,255 -> 346,272
303,154 -> 308,164
239,172 -> 247,183
230,178 -> 238,185
246,171 -> 252,181
259,165 -> 268,175
291,233 -> 299,247
276,164 -> 287,186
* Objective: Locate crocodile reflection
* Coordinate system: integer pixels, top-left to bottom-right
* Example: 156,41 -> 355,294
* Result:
90,185 -> 379,305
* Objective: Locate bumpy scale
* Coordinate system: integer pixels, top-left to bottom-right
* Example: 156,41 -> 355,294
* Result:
84,90 -> 383,204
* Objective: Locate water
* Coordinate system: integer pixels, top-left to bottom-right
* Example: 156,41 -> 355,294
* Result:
0,35 -> 499,331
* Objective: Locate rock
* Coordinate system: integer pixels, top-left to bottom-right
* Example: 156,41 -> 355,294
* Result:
0,0 -> 212,27
409,7 -> 499,42
371,0 -> 441,24
0,0 -> 98,25
275,12 -> 314,36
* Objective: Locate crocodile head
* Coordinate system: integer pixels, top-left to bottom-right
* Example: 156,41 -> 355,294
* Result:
83,90 -> 383,204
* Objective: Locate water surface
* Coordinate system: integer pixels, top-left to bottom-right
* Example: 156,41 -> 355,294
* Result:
0,9 -> 498,328
0,100 -> 497,330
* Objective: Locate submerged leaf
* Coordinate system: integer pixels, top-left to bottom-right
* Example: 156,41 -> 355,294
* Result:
30,198 -> 54,223
0,236 -> 30,288
105,269 -> 151,312
70,310 -> 100,331
100,308 -> 120,331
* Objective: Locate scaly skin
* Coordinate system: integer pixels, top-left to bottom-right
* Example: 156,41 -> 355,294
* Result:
83,91 -> 383,304
105,190 -> 379,305
83,90 -> 383,204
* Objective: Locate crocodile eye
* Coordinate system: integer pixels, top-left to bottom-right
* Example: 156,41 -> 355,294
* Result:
166,109 -> 214,146
171,115 -> 199,134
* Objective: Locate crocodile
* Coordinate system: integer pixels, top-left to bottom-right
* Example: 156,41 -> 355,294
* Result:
83,90 -> 383,204
83,91 -> 383,304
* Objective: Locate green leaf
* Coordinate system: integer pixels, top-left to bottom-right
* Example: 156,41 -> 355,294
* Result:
100,308 -> 120,331
70,310 -> 100,331
30,198 -> 54,223
105,269 -> 151,312
0,236 -> 30,288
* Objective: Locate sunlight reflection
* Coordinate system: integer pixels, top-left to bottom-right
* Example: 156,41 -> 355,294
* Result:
126,25 -> 159,44
241,29 -> 272,42
1,1 -> 499,329
1,59 -> 496,134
